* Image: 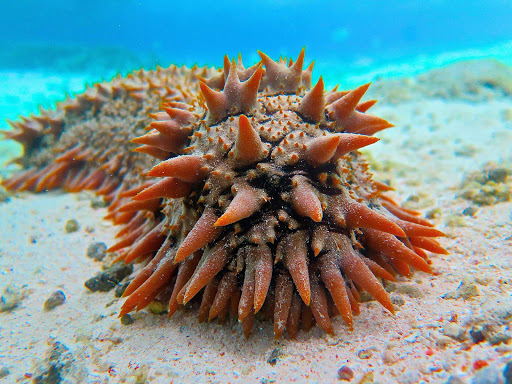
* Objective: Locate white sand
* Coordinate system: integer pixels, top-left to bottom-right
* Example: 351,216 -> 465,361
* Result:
1,61 -> 512,383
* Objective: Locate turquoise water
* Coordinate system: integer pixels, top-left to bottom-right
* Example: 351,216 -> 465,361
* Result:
2,0 -> 512,177
2,1 -> 512,113
2,1 -> 512,69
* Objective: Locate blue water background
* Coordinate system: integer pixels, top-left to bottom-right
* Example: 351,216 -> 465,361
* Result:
2,0 -> 512,75
1,0 -> 512,170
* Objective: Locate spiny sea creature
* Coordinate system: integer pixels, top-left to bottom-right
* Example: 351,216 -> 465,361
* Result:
1,48 -> 448,339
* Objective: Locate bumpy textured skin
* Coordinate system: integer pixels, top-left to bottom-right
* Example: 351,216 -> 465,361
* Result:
2,49 -> 447,339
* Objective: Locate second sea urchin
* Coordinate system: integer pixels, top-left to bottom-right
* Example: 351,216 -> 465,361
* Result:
2,49 -> 447,339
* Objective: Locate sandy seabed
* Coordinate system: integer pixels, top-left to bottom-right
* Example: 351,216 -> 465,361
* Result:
0,59 -> 511,384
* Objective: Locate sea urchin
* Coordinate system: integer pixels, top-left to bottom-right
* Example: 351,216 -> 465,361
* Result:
2,48 -> 447,339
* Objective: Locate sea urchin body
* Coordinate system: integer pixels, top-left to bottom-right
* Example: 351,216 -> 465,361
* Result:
2,49 -> 447,339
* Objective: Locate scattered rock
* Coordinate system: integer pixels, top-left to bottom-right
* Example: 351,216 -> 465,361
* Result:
267,348 -> 280,366
443,323 -> 465,341
444,214 -> 466,227
462,206 -> 478,216
0,284 -> 30,312
44,290 -> 66,310
115,282 -> 130,298
337,365 -> 354,381
426,207 -> 442,220
0,366 -> 9,379
84,262 -> 133,292
382,350 -> 399,365
459,163 -> 511,206
396,284 -> 424,298
406,194 -> 421,203
32,340 -> 87,384
358,349 -> 373,359
390,294 -> 406,307
470,328 -> 486,344
86,242 -> 107,261
357,371 -> 375,384
64,219 -> 79,233
443,280 -> 479,300
433,332 -> 455,348
147,301 -> 168,315
90,196 -> 108,208
120,314 -> 134,325
84,226 -> 95,234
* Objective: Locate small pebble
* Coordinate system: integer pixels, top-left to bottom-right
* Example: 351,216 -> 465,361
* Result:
84,226 -> 95,234
391,294 -> 406,306
337,365 -> 354,381
90,196 -> 108,208
462,206 -> 478,216
64,219 -> 79,233
487,167 -> 508,183
444,214 -> 466,227
358,349 -> 373,359
147,301 -> 168,315
85,262 -> 133,292
0,367 -> 9,379
120,314 -> 134,325
358,372 -> 374,384
87,242 -> 107,261
0,284 -> 29,312
435,333 -> 455,348
32,341 -> 87,382
426,207 -> 441,219
443,280 -> 479,300
470,328 -> 486,344
406,194 -> 420,203
43,290 -> 66,310
443,323 -> 464,340
383,350 -> 398,365
396,284 -> 424,298
267,348 -> 280,366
